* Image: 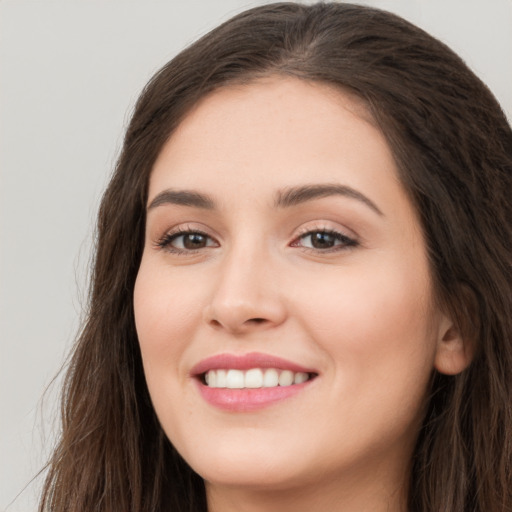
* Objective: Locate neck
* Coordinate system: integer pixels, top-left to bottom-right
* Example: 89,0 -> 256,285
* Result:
205,460 -> 409,512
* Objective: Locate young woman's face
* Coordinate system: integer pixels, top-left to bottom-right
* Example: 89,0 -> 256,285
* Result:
134,78 -> 451,499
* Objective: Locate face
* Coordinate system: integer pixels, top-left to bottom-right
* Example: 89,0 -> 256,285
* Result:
134,78 -> 450,498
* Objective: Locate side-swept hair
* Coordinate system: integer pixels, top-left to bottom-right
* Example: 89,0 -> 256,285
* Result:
40,3 -> 512,511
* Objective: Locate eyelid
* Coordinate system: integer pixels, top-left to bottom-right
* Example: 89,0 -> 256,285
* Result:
292,221 -> 357,241
152,221 -> 359,255
289,222 -> 359,252
153,224 -> 220,253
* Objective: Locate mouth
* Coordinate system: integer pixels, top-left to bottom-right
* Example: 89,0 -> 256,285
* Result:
191,352 -> 318,411
201,368 -> 316,388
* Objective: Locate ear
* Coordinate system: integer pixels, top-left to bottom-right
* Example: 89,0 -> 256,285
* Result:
434,315 -> 474,375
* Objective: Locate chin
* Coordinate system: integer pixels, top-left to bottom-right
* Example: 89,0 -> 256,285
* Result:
178,433 -> 312,490
197,462 -> 313,494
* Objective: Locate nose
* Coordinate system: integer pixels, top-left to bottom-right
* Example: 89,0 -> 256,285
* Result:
203,245 -> 287,335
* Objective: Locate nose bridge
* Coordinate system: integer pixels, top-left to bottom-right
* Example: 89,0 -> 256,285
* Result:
205,234 -> 285,332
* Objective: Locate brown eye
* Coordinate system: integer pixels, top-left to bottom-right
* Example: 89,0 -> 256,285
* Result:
157,230 -> 218,253
308,232 -> 337,249
180,233 -> 208,249
297,230 -> 357,251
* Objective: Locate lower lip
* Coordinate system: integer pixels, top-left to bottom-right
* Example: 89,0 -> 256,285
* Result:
196,380 -> 312,412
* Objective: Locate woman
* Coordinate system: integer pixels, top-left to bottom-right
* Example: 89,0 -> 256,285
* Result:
40,2 -> 512,511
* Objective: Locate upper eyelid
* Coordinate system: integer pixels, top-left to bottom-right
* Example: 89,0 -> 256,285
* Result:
161,224 -> 352,239
166,226 -> 218,243
292,222 -> 357,240
154,229 -> 219,254
296,228 -> 351,239
153,221 -> 359,247
161,223 -> 219,239
172,231 -> 218,246
152,223 -> 217,246
292,229 -> 357,247
155,230 -> 355,255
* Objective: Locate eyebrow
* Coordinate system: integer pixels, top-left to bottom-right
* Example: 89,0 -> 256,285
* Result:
147,183 -> 383,216
147,189 -> 215,210
274,184 -> 383,216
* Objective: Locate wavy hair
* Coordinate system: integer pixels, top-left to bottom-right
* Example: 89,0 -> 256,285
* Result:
40,3 -> 512,511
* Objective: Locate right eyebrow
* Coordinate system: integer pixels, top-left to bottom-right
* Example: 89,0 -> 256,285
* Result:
274,183 -> 383,216
147,189 -> 216,210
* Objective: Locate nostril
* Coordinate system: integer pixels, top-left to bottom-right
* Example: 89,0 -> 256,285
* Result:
207,316 -> 268,330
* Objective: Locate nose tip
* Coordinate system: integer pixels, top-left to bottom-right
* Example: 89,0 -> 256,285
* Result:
202,261 -> 287,334
203,302 -> 282,334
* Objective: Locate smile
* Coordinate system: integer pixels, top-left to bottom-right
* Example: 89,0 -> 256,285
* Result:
204,368 -> 312,388
192,352 -> 318,411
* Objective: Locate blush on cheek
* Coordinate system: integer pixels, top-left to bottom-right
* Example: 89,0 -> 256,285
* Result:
297,270 -> 435,379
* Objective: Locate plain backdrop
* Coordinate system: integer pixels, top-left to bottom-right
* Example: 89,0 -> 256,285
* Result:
1,1 -> 510,510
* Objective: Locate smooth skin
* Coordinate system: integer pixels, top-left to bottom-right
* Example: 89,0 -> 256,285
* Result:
134,77 -> 471,512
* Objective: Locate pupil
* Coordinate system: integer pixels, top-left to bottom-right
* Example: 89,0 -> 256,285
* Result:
184,233 -> 206,249
312,232 -> 334,249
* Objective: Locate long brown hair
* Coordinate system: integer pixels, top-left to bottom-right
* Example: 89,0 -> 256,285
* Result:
40,3 -> 512,511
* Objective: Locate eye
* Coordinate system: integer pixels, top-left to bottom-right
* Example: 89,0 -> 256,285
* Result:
156,229 -> 218,253
293,229 -> 358,251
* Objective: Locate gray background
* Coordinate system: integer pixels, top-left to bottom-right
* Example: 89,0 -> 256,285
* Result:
1,1 -> 511,510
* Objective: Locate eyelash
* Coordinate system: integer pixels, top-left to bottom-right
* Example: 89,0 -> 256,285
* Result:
155,227 -> 358,255
291,228 -> 358,253
155,228 -> 216,255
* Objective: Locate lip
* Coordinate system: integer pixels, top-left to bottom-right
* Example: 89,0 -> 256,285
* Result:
191,352 -> 318,412
190,352 -> 316,376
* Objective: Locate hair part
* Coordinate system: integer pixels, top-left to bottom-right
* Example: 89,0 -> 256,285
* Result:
40,3 -> 512,511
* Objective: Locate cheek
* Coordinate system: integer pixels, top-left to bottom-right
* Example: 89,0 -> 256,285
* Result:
292,259 -> 437,386
135,260 -> 199,340
133,262 -> 202,442
289,262 -> 438,456
133,262 -> 200,385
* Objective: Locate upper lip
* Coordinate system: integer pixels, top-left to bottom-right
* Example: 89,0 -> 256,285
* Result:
190,352 -> 317,377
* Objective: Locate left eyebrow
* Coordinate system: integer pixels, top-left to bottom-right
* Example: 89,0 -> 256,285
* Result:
147,189 -> 216,210
274,184 -> 383,216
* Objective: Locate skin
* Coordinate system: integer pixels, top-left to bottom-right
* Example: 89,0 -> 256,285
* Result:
134,77 -> 470,512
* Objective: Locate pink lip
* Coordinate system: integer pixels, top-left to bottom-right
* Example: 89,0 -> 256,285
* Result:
190,352 -> 316,376
191,352 -> 318,412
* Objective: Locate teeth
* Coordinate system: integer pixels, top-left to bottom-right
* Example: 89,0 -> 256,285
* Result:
204,368 -> 311,389
245,368 -> 263,388
294,372 -> 309,384
226,369 -> 244,388
263,368 -> 279,387
278,370 -> 294,386
216,369 -> 227,387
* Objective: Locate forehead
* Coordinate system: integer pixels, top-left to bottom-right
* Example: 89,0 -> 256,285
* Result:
150,77 -> 396,197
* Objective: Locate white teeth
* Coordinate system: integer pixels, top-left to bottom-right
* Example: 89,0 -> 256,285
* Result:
204,368 -> 312,389
205,370 -> 215,387
278,370 -> 294,386
263,368 -> 279,387
245,368 -> 263,388
226,369 -> 244,388
294,372 -> 308,384
216,369 -> 227,387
